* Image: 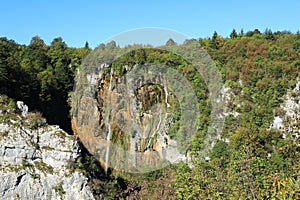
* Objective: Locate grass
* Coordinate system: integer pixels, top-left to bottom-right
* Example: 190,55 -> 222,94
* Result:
0,130 -> 9,139
34,161 -> 54,174
52,181 -> 66,197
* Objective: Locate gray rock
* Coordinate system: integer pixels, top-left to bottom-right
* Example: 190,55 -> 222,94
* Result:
270,80 -> 300,145
0,113 -> 94,199
16,101 -> 28,118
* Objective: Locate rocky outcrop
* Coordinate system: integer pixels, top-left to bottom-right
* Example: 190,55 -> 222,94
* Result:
270,80 -> 300,143
16,101 -> 28,118
0,96 -> 94,200
72,46 -> 222,172
72,61 -> 189,173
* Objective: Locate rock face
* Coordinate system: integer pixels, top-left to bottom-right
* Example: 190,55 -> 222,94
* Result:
270,80 -> 300,143
16,101 -> 28,118
0,96 -> 94,200
71,46 -> 209,172
72,63 -> 185,173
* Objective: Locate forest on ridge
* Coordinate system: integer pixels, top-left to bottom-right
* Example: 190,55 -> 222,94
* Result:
0,29 -> 299,199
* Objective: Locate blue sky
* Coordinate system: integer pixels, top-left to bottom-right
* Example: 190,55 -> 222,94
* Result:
1,0 -> 299,48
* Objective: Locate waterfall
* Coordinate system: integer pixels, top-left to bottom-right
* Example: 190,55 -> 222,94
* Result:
144,74 -> 168,151
163,76 -> 170,108
130,133 -> 137,168
108,67 -> 113,91
105,68 -> 113,172
145,110 -> 163,150
127,78 -> 139,169
104,119 -> 112,172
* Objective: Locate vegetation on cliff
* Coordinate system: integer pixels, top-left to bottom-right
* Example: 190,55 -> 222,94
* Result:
0,29 -> 299,199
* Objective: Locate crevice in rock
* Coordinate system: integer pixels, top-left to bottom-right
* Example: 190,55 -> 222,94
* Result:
4,146 -> 15,149
15,173 -> 26,187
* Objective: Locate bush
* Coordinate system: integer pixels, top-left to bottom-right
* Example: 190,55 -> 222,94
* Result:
7,100 -> 16,112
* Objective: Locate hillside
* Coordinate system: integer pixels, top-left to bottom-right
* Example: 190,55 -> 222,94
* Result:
0,30 -> 299,199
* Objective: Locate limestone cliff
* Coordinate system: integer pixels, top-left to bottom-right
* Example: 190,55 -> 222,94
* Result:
0,95 -> 94,200
71,47 -> 210,173
270,80 -> 300,143
72,63 -> 184,173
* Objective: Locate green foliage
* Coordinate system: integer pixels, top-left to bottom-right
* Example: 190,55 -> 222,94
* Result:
0,130 -> 9,139
0,36 -> 91,132
26,112 -> 45,129
230,28 -> 238,39
70,146 -> 141,199
175,29 -> 300,199
34,161 -> 54,174
1,30 -> 300,199
21,158 -> 34,169
165,38 -> 177,46
52,181 -> 65,197
210,140 -> 230,167
7,99 -> 16,111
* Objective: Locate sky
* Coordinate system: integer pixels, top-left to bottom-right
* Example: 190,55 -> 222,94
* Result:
1,0 -> 300,48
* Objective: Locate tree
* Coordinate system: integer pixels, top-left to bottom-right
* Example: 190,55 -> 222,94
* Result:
48,37 -> 67,64
212,31 -> 218,42
0,37 -> 9,85
210,140 -> 230,167
106,40 -> 117,49
47,37 -> 72,91
246,29 -> 261,37
165,38 -> 177,46
253,28 -> 261,35
37,66 -> 58,101
264,28 -> 275,40
211,31 -> 220,49
30,35 -> 46,46
240,28 -> 244,35
0,37 -> 21,87
85,41 -> 90,49
26,36 -> 49,71
230,29 -> 238,39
